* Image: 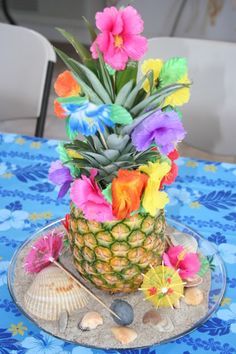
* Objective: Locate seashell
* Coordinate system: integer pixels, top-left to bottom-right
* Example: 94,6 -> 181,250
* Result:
111,326 -> 137,345
110,299 -> 134,326
24,265 -> 89,321
143,309 -> 162,325
173,299 -> 181,309
168,231 -> 198,253
184,287 -> 204,306
79,311 -> 103,331
58,310 -> 68,333
156,316 -> 174,332
185,274 -> 203,288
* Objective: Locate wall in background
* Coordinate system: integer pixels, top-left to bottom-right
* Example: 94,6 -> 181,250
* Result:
0,0 -> 235,43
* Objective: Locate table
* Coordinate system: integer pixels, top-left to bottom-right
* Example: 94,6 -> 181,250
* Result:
0,132 -> 235,354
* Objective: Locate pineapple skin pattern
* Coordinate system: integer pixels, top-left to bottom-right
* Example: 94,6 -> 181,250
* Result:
69,204 -> 166,293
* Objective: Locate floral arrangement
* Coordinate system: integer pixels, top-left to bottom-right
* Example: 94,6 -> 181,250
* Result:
49,5 -> 190,223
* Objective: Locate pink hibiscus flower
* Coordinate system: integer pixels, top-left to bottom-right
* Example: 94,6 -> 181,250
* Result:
90,6 -> 147,70
163,245 -> 201,280
70,169 -> 114,222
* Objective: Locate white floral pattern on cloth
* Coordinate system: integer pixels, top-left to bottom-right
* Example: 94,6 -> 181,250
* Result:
0,132 -> 236,354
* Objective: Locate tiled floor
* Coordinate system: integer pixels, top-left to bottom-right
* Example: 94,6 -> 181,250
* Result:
1,43 -> 235,164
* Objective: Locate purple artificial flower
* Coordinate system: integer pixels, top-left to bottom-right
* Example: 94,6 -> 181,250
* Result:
131,109 -> 186,154
48,160 -> 73,198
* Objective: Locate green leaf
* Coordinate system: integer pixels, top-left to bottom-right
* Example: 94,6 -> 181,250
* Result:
105,64 -> 116,76
57,96 -> 87,104
102,184 -> 112,204
123,71 -> 152,109
65,117 -> 77,140
197,255 -> 210,277
114,80 -> 133,106
76,62 -> 112,103
159,57 -> 187,87
82,16 -> 97,41
115,61 -> 138,93
56,28 -> 91,62
110,105 -> 133,125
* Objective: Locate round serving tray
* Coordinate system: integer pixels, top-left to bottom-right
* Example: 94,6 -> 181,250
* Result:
8,218 -> 226,351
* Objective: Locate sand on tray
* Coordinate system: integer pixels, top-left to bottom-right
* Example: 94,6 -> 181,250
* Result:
13,235 -> 211,350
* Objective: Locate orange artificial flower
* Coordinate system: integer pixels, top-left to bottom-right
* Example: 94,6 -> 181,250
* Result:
54,100 -> 67,119
112,169 -> 148,220
54,70 -> 81,97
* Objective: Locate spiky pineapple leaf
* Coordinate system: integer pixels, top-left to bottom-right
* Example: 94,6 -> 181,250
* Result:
159,57 -> 187,87
130,83 -> 189,116
115,80 -> 134,106
76,62 -> 112,103
198,255 -> 210,277
56,28 -> 91,62
115,61 -> 138,93
110,105 -> 133,125
82,16 -> 97,41
123,71 -> 152,109
97,48 -> 114,101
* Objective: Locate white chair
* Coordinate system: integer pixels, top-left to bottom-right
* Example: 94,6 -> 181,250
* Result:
142,37 -> 236,156
0,23 -> 56,137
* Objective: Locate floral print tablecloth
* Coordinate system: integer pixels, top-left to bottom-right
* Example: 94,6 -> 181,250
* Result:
0,132 -> 236,354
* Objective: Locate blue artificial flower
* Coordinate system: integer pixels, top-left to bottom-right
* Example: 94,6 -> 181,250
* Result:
62,100 -> 114,137
217,303 -> 236,333
21,331 -> 65,354
0,208 -> 29,231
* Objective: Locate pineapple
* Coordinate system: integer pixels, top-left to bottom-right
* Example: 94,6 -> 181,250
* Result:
69,203 -> 166,293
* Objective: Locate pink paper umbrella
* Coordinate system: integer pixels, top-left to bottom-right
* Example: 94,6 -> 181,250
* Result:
24,228 -> 119,319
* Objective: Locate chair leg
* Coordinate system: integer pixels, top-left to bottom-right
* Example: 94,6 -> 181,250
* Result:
35,61 -> 54,138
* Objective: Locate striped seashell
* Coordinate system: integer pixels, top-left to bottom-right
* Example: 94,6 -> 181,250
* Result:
167,231 -> 198,253
24,265 -> 89,321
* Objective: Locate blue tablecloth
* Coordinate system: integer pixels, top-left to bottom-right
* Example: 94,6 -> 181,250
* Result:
0,132 -> 236,354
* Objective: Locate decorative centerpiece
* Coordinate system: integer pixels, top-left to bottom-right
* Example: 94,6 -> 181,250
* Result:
49,4 -> 189,293
8,5 -> 224,350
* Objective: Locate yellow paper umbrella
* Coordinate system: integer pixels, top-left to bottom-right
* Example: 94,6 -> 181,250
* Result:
140,265 -> 184,308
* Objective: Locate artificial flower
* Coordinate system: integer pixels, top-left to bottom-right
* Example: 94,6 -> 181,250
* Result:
141,58 -> 163,92
60,99 -> 114,136
163,245 -> 201,280
163,74 -> 190,106
54,70 -> 81,97
90,6 -> 147,70
131,109 -> 186,155
111,169 -> 148,219
139,161 -> 171,216
54,100 -> 67,119
160,149 -> 179,188
48,160 -> 73,198
70,169 -> 114,222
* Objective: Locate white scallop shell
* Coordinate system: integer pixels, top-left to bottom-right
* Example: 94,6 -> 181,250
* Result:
24,265 -> 89,321
167,231 -> 198,253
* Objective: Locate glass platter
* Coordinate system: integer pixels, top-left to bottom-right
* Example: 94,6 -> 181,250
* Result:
8,218 -> 226,351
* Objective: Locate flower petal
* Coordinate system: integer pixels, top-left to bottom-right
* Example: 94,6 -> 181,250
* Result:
121,5 -> 144,34
123,34 -> 147,61
96,7 -> 122,34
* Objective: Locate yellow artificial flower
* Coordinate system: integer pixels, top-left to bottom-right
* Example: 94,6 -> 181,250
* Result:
139,160 -> 171,181
142,179 -> 169,216
139,161 -> 171,216
66,149 -> 83,159
163,74 -> 190,107
141,58 -> 163,92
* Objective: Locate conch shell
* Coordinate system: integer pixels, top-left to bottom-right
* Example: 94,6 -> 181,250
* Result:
24,265 -> 88,321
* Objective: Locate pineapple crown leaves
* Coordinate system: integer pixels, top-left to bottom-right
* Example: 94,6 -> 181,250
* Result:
63,134 -> 159,184
55,29 -> 190,118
